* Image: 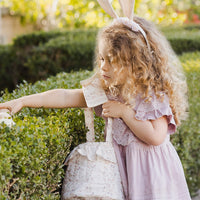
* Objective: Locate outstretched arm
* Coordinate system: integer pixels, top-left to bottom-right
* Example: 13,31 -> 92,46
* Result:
0,89 -> 87,114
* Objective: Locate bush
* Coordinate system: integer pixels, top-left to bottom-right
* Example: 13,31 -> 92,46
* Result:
0,52 -> 200,198
161,27 -> 200,54
172,51 -> 200,197
23,37 -> 95,81
0,70 -> 105,199
0,26 -> 200,91
0,29 -> 97,92
0,45 -> 19,91
13,29 -> 97,49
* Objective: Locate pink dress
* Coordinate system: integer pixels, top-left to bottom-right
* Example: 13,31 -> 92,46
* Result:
94,93 -> 191,200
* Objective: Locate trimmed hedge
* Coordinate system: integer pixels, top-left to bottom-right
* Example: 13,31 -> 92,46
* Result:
0,26 -> 200,92
0,29 -> 97,92
13,29 -> 97,48
0,70 -> 105,199
0,51 -> 200,199
162,27 -> 200,54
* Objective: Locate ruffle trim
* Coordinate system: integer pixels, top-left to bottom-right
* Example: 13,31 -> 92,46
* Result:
64,142 -> 117,165
134,93 -> 176,134
94,93 -> 176,147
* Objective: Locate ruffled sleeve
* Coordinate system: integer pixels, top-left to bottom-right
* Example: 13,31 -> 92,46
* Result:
134,93 -> 176,134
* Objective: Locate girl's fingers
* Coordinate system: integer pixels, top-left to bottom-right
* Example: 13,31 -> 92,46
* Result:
102,101 -> 113,108
0,103 -> 15,114
0,105 -> 11,112
102,112 -> 109,117
0,99 -> 23,115
0,106 -> 8,110
102,109 -> 107,114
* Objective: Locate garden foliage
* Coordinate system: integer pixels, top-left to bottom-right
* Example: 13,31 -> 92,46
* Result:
0,70 -> 105,199
0,52 -> 200,199
0,29 -> 97,92
0,25 -> 200,91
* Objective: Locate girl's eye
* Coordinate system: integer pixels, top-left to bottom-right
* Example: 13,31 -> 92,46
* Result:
100,57 -> 104,62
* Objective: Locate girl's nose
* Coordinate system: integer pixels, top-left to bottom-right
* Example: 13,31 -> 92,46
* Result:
101,61 -> 109,72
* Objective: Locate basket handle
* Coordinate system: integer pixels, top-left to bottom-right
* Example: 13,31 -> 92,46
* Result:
84,108 -> 113,143
84,108 -> 95,142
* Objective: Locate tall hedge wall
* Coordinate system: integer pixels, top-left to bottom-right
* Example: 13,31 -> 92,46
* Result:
0,26 -> 200,92
0,51 -> 200,199
0,29 -> 97,92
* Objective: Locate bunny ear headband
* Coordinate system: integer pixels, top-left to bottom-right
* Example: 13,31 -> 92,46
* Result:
97,0 -> 150,50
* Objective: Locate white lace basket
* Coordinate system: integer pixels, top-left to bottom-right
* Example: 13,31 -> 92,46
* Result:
0,109 -> 15,127
61,108 -> 124,200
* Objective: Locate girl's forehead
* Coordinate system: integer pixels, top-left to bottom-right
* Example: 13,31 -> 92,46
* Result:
98,39 -> 109,54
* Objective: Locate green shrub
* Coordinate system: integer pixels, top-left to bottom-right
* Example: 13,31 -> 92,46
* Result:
161,28 -> 200,54
0,70 -> 105,199
0,45 -> 19,91
23,37 -> 95,80
0,29 -> 97,92
0,26 -> 200,92
171,51 -> 200,197
0,52 -> 200,198
13,29 -> 97,48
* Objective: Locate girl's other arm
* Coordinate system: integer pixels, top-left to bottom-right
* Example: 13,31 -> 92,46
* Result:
0,89 -> 87,114
121,106 -> 168,146
102,101 -> 168,146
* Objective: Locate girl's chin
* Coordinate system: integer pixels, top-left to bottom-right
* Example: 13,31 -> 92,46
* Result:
100,76 -> 113,87
103,80 -> 112,87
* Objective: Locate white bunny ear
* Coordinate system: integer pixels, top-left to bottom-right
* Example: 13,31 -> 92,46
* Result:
118,0 -> 135,20
97,0 -> 118,18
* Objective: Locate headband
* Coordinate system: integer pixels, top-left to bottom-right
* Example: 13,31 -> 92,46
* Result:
97,0 -> 151,50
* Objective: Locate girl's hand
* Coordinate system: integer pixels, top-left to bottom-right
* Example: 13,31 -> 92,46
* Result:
0,98 -> 23,114
102,101 -> 127,118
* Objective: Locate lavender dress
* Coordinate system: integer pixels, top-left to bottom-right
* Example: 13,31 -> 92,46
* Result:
94,93 -> 191,200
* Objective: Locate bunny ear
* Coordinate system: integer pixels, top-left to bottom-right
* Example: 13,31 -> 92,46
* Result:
118,0 -> 135,20
97,0 -> 118,18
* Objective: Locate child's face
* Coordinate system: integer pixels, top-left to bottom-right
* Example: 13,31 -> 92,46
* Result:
98,39 -> 115,86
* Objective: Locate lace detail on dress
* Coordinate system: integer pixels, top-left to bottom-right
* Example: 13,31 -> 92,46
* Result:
94,92 -> 176,146
134,93 -> 176,134
112,118 -> 139,146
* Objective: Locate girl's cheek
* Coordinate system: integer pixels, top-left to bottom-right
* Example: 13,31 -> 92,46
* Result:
116,68 -> 128,85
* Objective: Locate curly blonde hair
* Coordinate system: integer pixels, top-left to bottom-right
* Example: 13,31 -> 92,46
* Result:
94,16 -> 188,126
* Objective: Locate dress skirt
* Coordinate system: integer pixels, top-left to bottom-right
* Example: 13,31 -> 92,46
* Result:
113,137 -> 191,200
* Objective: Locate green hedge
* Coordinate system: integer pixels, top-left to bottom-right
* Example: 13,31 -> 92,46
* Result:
0,29 -> 97,92
162,27 -> 200,54
0,51 -> 200,199
0,70 -> 105,199
0,26 -> 200,92
175,52 -> 200,196
13,29 -> 97,48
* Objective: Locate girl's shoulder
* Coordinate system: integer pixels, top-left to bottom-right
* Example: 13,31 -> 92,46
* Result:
134,92 -> 176,134
134,92 -> 169,110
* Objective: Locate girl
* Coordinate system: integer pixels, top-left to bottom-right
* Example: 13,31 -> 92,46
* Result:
0,17 -> 191,200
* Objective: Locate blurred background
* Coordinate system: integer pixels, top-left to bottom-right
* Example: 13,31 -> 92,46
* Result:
0,0 -> 200,44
